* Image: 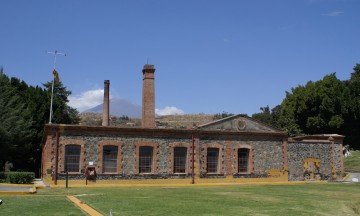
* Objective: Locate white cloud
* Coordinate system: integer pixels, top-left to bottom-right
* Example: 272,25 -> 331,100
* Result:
68,89 -> 109,112
322,11 -> 343,17
69,90 -> 184,115
155,106 -> 185,116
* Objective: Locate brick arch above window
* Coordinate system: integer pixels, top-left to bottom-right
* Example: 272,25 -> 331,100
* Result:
59,139 -> 86,173
233,144 -> 254,175
97,140 -> 123,174
135,142 -> 159,175
169,142 -> 191,174
202,143 -> 224,175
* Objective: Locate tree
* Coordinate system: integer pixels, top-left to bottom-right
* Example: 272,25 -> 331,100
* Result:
0,70 -> 36,171
43,81 -> 80,124
343,64 -> 360,149
278,73 -> 349,136
253,65 -> 360,150
0,68 -> 80,174
213,111 -> 234,120
252,106 -> 272,124
252,105 -> 282,129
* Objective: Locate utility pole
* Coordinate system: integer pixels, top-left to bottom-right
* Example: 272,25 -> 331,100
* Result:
47,50 -> 66,124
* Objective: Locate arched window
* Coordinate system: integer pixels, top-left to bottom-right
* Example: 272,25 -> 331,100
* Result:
97,140 -> 122,174
207,148 -> 219,173
174,147 -> 187,173
65,145 -> 81,172
103,146 -> 118,173
139,146 -> 153,173
238,148 -> 250,173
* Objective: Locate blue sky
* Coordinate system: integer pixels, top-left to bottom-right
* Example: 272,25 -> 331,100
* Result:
1,0 -> 359,115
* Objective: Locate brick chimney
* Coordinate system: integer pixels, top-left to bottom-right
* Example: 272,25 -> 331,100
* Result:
142,64 -> 155,128
102,80 -> 110,126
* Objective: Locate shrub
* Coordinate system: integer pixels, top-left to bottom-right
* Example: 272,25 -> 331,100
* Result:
0,172 -> 5,180
0,173 -> 5,183
0,172 -> 35,184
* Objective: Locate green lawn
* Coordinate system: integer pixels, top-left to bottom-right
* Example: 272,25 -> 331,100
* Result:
344,150 -> 360,172
0,194 -> 84,215
1,184 -> 360,215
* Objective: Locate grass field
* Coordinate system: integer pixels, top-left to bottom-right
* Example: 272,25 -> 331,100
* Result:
1,183 -> 360,215
344,150 -> 360,172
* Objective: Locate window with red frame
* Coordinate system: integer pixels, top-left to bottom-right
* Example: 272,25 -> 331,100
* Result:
174,147 -> 187,173
139,146 -> 153,173
103,145 -> 118,173
65,145 -> 80,172
238,148 -> 250,173
207,148 -> 219,173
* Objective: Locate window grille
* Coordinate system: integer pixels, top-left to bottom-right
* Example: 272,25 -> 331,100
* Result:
207,148 -> 219,173
174,147 -> 187,173
238,148 -> 250,173
65,145 -> 81,172
103,146 -> 118,173
139,146 -> 153,173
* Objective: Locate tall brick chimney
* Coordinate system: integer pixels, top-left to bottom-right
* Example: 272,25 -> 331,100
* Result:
142,64 -> 155,128
102,80 -> 110,126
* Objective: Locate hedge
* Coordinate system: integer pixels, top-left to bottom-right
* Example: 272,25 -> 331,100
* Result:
0,172 -> 35,184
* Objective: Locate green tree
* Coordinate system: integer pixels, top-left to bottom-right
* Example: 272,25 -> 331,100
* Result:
278,73 -> 349,135
0,70 -> 36,171
252,106 -> 271,124
343,64 -> 360,149
252,105 -> 282,129
0,68 -> 80,174
213,111 -> 234,120
43,81 -> 80,124
254,65 -> 360,150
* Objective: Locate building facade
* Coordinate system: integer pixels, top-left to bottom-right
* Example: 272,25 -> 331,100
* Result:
41,65 -> 344,185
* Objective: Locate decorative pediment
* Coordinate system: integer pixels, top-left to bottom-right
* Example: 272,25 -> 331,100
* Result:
197,114 -> 282,133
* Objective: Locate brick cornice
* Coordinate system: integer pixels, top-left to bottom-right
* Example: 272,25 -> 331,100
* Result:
43,124 -> 287,141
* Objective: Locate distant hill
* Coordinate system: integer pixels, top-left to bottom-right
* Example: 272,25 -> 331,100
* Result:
156,114 -> 214,129
79,112 -> 214,128
83,98 -> 141,118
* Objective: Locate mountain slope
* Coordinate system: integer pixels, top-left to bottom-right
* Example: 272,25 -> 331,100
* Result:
83,98 -> 141,118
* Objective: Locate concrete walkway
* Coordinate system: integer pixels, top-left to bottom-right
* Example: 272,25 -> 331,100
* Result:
1,176 -> 357,194
0,179 -> 46,194
33,178 -> 47,189
343,173 -> 360,182
0,184 -> 35,194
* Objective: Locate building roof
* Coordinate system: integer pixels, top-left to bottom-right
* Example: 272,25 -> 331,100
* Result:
198,114 -> 284,133
290,134 -> 345,143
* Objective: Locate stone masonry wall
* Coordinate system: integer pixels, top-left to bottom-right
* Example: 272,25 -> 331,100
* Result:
253,141 -> 283,174
51,134 -> 285,181
334,143 -> 342,173
288,142 -> 333,181
197,138 -> 283,178
56,135 -> 192,180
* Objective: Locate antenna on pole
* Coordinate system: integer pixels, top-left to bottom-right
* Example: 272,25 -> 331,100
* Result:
47,50 -> 66,70
47,50 -> 66,124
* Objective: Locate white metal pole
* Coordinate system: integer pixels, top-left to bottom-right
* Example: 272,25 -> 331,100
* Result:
47,50 -> 66,124
49,77 -> 55,124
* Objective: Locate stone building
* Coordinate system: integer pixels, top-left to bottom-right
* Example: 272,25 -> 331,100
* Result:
41,64 -> 344,185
